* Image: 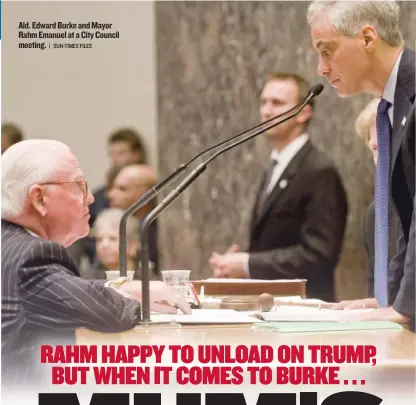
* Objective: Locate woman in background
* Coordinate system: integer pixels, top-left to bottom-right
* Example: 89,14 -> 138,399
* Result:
85,208 -> 141,280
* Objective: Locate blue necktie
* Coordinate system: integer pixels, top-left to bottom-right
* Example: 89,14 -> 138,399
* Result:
374,98 -> 392,307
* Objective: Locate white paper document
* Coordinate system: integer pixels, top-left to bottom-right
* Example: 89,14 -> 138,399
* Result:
255,306 -> 376,322
149,309 -> 263,324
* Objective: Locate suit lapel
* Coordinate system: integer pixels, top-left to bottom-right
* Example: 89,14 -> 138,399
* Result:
391,48 -> 415,180
254,141 -> 312,227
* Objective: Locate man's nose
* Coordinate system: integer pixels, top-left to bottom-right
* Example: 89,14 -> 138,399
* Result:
260,103 -> 273,118
86,191 -> 94,205
317,57 -> 330,77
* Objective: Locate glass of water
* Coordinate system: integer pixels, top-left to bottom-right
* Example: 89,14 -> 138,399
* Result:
161,270 -> 191,296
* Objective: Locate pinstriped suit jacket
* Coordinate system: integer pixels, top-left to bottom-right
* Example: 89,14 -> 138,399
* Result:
1,219 -> 141,389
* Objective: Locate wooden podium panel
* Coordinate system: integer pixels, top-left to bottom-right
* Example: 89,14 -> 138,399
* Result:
192,278 -> 306,298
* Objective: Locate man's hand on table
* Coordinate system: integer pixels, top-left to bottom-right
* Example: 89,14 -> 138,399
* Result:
119,281 -> 192,314
331,297 -> 379,310
336,306 -> 409,324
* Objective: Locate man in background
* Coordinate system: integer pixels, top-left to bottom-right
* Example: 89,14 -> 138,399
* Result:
308,0 -> 415,329
90,127 -> 148,226
78,127 -> 148,266
109,164 -> 160,275
210,72 -> 348,302
1,122 -> 24,153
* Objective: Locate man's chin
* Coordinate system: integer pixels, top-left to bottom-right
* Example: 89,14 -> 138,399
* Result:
77,224 -> 90,240
334,85 -> 360,98
265,130 -> 280,138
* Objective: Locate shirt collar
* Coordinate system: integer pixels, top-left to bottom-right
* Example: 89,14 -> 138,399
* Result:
382,49 -> 403,105
270,133 -> 309,163
25,228 -> 41,238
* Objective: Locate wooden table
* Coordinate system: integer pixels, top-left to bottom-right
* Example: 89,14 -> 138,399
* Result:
77,325 -> 416,401
77,325 -> 416,361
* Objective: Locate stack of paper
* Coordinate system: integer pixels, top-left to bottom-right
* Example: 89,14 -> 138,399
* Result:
144,307 -> 402,331
149,309 -> 263,325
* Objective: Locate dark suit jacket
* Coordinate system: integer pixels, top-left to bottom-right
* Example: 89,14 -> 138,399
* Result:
389,48 -> 415,331
363,201 -> 400,299
247,140 -> 348,302
1,220 -> 141,388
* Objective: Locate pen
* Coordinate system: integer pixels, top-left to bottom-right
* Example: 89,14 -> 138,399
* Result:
253,312 -> 265,321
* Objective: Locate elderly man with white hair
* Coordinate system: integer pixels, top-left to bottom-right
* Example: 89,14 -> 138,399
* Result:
307,0 -> 415,330
1,139 -> 191,388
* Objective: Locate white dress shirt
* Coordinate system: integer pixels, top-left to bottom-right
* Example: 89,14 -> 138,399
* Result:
382,49 -> 403,126
243,134 -> 309,276
25,228 -> 40,238
265,133 -> 309,195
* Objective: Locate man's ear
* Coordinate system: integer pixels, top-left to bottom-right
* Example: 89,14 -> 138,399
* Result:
28,185 -> 47,217
360,24 -> 378,51
296,104 -> 313,126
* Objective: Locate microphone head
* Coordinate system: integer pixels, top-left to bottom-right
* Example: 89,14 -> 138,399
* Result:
309,83 -> 324,97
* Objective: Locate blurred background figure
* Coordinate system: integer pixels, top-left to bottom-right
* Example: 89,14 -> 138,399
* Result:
355,99 -> 401,299
70,127 -> 149,269
108,164 -> 159,275
2,122 -> 24,153
90,127 -> 148,226
85,208 -> 141,279
355,99 -> 379,166
209,72 -> 348,302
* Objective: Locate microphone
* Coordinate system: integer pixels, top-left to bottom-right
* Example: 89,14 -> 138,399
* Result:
309,83 -> 324,97
138,84 -> 324,324
118,84 -> 322,279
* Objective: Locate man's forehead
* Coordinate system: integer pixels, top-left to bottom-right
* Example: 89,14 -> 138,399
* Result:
110,141 -> 130,150
115,169 -> 137,186
262,80 -> 299,99
56,156 -> 84,180
310,12 -> 337,45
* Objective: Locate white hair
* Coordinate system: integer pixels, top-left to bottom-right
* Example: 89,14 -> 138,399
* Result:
307,1 -> 403,47
355,98 -> 380,141
93,208 -> 141,243
1,139 -> 71,218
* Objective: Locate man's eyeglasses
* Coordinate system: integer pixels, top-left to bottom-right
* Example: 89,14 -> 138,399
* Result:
39,179 -> 89,201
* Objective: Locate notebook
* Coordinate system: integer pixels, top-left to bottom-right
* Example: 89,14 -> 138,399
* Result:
255,306 -> 376,322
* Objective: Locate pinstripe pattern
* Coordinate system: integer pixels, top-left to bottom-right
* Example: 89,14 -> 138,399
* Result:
1,219 -> 141,390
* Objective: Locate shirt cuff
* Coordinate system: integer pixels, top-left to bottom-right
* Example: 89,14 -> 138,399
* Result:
243,254 -> 250,278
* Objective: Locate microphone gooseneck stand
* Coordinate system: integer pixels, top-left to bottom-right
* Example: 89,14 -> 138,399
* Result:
138,84 -> 324,324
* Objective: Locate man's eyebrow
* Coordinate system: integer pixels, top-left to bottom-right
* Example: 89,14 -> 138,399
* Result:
316,40 -> 331,49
